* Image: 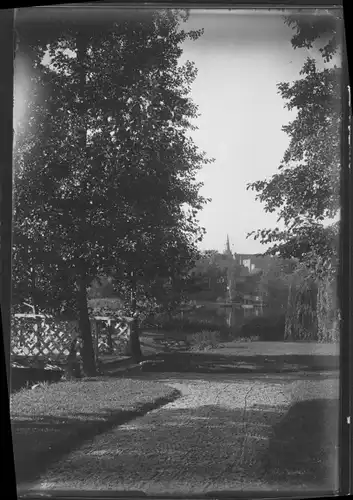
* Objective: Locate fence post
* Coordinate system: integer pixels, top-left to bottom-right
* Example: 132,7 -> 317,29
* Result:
94,320 -> 99,366
107,323 -> 114,353
125,321 -> 132,356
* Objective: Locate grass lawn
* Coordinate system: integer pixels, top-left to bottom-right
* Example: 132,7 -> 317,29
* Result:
11,377 -> 180,485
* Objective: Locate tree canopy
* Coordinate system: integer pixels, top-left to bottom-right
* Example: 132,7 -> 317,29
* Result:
247,10 -> 343,277
13,9 -> 212,372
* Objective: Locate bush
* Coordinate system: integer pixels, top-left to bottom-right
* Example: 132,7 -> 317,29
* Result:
188,330 -> 221,350
239,314 -> 285,341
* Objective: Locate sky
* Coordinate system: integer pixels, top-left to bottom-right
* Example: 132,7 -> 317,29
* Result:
179,9 -> 330,255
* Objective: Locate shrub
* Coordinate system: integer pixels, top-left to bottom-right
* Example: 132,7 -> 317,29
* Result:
239,314 -> 285,341
188,330 -> 221,350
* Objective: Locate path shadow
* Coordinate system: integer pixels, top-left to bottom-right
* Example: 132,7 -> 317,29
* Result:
12,391 -> 180,485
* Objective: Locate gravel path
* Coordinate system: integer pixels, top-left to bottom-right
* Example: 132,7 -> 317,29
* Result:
23,371 -> 339,495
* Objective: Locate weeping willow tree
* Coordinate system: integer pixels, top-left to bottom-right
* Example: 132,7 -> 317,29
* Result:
284,251 -> 339,343
315,255 -> 340,343
317,277 -> 339,342
285,274 -> 339,343
284,264 -> 317,341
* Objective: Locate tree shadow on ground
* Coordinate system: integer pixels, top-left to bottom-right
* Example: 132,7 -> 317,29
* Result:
23,400 -> 338,493
258,398 -> 339,487
11,392 -> 180,485
138,350 -> 338,374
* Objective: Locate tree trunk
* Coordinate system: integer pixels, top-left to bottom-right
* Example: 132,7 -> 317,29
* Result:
77,276 -> 97,376
66,338 -> 81,379
284,280 -> 295,341
128,272 -> 142,363
317,275 -> 339,343
129,318 -> 142,363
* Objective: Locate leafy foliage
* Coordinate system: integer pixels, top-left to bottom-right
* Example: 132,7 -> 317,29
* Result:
284,10 -> 343,63
247,11 -> 342,274
13,10 -> 212,372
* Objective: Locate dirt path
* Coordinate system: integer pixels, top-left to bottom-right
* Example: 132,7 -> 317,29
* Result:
22,371 -> 339,495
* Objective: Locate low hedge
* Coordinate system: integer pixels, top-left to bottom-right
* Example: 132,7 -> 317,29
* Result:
239,314 -> 286,341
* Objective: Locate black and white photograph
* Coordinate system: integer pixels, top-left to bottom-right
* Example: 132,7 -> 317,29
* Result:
10,4 -> 345,496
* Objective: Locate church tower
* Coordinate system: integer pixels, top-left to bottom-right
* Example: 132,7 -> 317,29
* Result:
224,234 -> 233,258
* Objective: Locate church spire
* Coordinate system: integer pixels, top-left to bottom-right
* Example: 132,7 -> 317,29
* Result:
225,234 -> 232,257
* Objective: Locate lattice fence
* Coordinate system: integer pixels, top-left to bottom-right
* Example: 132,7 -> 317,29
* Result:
92,316 -> 131,357
11,315 -> 80,362
11,314 -> 131,366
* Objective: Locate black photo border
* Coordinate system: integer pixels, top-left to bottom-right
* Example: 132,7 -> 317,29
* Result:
1,1 -> 351,498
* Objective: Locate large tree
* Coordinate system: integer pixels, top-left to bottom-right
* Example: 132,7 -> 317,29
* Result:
13,8 -> 211,372
246,10 -> 343,341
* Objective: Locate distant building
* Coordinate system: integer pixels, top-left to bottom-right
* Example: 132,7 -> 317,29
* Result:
234,253 -> 272,274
